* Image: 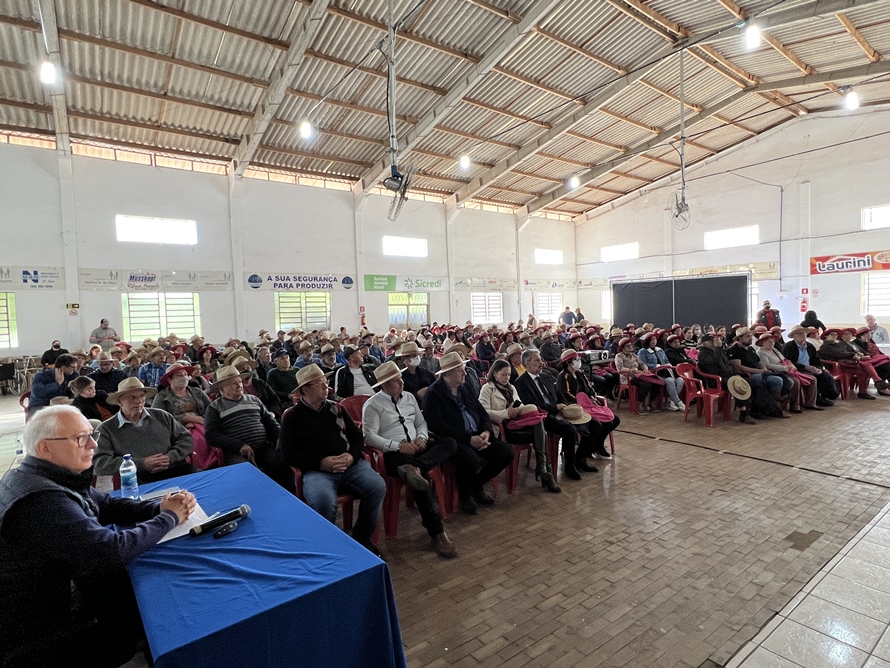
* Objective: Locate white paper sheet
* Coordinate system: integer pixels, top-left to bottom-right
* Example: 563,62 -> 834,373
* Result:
158,503 -> 208,543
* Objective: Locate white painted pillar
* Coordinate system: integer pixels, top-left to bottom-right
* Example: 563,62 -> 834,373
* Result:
57,155 -> 82,345
353,185 -> 368,329
445,196 -> 461,324
227,170 -> 247,339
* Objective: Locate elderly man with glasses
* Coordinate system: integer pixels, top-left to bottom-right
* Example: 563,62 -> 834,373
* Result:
0,405 -> 196,667
94,377 -> 195,483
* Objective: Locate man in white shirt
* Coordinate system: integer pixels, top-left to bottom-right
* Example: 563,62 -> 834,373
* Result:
866,314 -> 889,344
362,362 -> 457,558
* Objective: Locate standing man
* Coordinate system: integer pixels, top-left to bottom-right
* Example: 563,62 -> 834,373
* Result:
94,378 -> 195,483
756,300 -> 782,329
422,352 -> 513,515
0,406 -> 196,668
89,319 -> 120,352
560,307 -> 575,326
362,362 -> 457,558
280,365 -> 385,556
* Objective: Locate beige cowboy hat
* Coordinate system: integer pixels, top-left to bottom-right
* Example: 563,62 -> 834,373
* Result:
787,325 -> 807,336
449,343 -> 470,357
123,351 -> 141,364
436,351 -> 469,375
96,351 -> 114,363
726,376 -> 752,401
286,327 -> 302,337
734,327 -> 753,338
396,341 -> 421,357
69,348 -> 89,359
294,364 -> 332,390
298,341 -> 313,352
211,364 -> 249,390
559,404 -> 591,425
541,331 -> 553,340
371,361 -> 407,388
319,343 -> 336,356
225,350 -> 257,370
505,343 -> 524,357
189,334 -> 203,344
147,346 -> 167,360
107,377 -> 158,405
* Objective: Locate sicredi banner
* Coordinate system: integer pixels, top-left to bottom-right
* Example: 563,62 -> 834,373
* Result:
363,275 -> 448,292
810,251 -> 890,275
244,273 -> 355,290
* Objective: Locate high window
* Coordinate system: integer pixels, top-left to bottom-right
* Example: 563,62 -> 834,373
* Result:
382,236 -> 428,258
864,273 -> 890,316
534,248 -> 564,265
600,242 -> 639,263
115,215 -> 198,245
704,225 -> 759,251
862,204 -> 890,231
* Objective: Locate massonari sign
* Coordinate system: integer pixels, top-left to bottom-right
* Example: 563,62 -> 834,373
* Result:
810,251 -> 890,275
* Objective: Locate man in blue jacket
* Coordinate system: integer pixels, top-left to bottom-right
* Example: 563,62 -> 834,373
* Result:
0,405 -> 196,667
28,353 -> 78,416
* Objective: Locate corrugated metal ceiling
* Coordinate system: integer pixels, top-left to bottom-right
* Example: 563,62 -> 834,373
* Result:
0,0 -> 888,220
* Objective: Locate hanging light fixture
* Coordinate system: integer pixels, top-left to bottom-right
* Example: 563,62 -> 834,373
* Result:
745,23 -> 761,49
459,155 -> 471,170
845,90 -> 860,110
299,119 -> 313,139
39,61 -> 56,84
568,175 -> 580,189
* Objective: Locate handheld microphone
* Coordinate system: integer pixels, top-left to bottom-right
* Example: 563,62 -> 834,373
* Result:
189,504 -> 250,536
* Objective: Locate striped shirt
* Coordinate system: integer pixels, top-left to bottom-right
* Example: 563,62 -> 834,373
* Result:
205,395 -> 279,453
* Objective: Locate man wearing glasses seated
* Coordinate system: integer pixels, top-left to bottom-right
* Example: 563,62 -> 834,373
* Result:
0,405 -> 196,667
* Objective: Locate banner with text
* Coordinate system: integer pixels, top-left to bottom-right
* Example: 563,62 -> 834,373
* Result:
453,277 -> 517,291
673,261 -> 779,280
0,266 -> 64,290
245,273 -> 356,291
810,251 -> 890,275
363,275 -> 448,292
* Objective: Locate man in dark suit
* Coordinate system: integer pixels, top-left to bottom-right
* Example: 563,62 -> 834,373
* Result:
422,352 -> 513,515
781,325 -> 838,406
514,349 -> 597,481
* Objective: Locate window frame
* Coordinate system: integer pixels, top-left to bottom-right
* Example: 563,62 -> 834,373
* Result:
535,292 -> 563,322
115,214 -> 198,245
121,292 -> 202,342
274,291 -> 332,332
470,292 -> 504,325
862,204 -> 890,231
0,292 -> 18,349
863,272 -> 890,316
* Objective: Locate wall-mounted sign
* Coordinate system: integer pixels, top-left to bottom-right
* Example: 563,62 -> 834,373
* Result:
127,271 -> 160,292
245,273 -> 355,291
162,271 -> 233,291
81,269 -> 234,291
810,251 -> 890,275
79,269 -> 121,290
363,275 -> 448,292
576,278 -> 609,290
674,261 -> 779,280
454,277 -> 518,291
0,266 -> 64,290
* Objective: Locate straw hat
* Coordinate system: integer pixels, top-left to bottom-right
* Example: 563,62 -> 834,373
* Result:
559,349 -> 580,365
147,346 -> 167,360
70,348 -> 89,360
787,325 -> 807,336
449,343 -> 470,357
189,334 -> 203,344
319,343 -> 336,356
436,351 -> 469,375
107,377 -> 157,405
211,365 -> 249,390
96,351 -> 114,364
226,350 -> 257,370
396,341 -> 421,357
754,333 -> 775,347
371,361 -> 406,388
618,337 -> 634,350
734,327 -> 753,338
294,364 -> 331,390
726,376 -> 752,400
505,343 -> 524,358
123,351 -> 141,364
558,404 -> 590,425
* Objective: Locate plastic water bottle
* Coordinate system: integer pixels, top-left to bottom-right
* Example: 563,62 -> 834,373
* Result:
119,454 -> 139,499
10,440 -> 25,469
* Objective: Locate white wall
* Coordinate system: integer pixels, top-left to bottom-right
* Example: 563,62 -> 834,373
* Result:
0,143 -> 578,354
575,105 -> 890,328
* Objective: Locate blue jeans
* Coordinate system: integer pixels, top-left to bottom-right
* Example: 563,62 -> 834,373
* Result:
302,459 -> 385,546
749,373 -> 784,399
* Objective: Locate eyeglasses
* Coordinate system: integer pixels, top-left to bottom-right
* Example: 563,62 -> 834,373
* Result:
45,433 -> 96,448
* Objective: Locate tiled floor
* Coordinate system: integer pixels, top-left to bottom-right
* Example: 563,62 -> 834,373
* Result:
5,392 -> 890,667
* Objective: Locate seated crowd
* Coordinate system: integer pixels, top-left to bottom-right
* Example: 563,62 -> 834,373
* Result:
6,306 -> 889,666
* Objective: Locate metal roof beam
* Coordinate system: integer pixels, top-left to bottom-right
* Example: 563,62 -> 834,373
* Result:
464,0 -> 522,24
525,58 -> 890,215
354,0 -> 562,193
531,27 -> 628,75
713,0 -> 748,20
35,0 -> 70,154
233,0 -> 330,176
602,0 -> 685,42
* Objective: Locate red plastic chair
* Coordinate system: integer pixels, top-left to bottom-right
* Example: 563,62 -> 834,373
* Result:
820,360 -> 852,399
493,421 -> 533,494
340,395 -> 371,427
364,446 -> 449,539
691,366 -> 734,423
610,363 -> 638,414
677,363 -> 723,427
20,391 -> 31,421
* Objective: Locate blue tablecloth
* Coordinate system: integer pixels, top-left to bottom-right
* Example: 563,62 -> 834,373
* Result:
127,464 -> 407,668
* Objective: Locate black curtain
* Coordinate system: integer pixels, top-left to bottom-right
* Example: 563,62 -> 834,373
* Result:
674,275 -> 748,329
611,275 -> 748,329
612,280 -> 673,328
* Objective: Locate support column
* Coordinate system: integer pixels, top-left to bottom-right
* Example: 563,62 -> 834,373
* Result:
445,195 -> 462,324
57,155 -> 82,346
353,184 -> 368,330
516,207 -> 532,323
228,170 -> 247,338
